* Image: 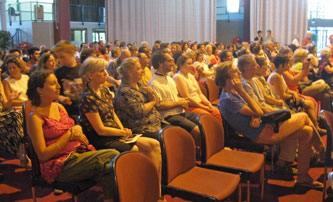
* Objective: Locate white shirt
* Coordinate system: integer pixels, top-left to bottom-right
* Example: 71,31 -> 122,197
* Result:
292,38 -> 300,47
4,74 -> 29,102
173,72 -> 201,103
149,73 -> 184,118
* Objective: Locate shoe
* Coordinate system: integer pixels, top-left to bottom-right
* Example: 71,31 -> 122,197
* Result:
310,155 -> 325,167
295,181 -> 324,190
275,165 -> 298,176
54,189 -> 64,195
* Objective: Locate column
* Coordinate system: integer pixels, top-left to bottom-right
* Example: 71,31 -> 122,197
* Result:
243,0 -> 250,42
105,0 -> 112,43
54,0 -> 70,43
0,0 -> 7,30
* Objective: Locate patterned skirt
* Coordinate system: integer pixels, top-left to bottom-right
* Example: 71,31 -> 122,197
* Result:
0,110 -> 23,156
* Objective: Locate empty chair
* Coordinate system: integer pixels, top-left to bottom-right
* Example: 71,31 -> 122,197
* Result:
197,114 -> 265,202
222,115 -> 278,172
110,151 -> 163,202
159,126 -> 241,202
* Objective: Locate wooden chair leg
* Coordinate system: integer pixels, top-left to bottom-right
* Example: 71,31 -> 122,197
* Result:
323,166 -> 328,202
32,186 -> 36,202
260,164 -> 265,200
238,183 -> 242,202
271,145 -> 275,172
247,180 -> 250,202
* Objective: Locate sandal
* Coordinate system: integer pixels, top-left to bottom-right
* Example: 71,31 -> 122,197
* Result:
295,181 -> 324,190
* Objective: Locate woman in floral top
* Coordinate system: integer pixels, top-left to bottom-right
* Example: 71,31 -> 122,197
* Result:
114,57 -> 162,140
78,57 -> 161,176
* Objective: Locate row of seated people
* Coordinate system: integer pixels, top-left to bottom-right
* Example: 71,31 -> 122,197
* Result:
0,39 -> 330,199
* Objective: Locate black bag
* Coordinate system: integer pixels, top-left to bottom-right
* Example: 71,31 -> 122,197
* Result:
285,97 -> 304,113
261,109 -> 291,133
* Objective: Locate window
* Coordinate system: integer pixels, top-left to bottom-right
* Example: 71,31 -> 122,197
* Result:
227,0 -> 239,13
92,30 -> 105,43
70,29 -> 86,43
308,0 -> 333,51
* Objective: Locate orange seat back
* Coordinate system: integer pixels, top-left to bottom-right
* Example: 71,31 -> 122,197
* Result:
159,126 -> 196,184
205,78 -> 220,102
198,114 -> 225,162
111,152 -> 160,202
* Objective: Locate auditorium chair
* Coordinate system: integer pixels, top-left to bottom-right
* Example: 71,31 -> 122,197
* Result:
221,115 -> 278,172
197,114 -> 265,202
205,78 -> 220,106
320,110 -> 333,201
159,126 -> 241,202
110,151 -> 164,202
22,102 -> 96,202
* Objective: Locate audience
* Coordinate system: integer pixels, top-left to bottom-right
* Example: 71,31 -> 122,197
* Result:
289,48 -> 332,111
268,54 -> 325,134
114,57 -> 162,140
216,61 -> 324,189
107,49 -> 131,80
149,51 -> 201,146
78,57 -> 161,175
193,52 -> 214,82
238,54 -> 278,113
3,57 -> 29,110
1,37 -> 332,199
0,66 -> 28,167
26,70 -> 119,202
319,47 -> 333,88
254,56 -> 285,109
173,55 -> 221,121
37,52 -> 57,71
137,52 -> 152,85
53,40 -> 83,119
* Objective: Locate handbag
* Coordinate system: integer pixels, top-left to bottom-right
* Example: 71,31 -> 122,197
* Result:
285,96 -> 304,113
261,109 -> 291,133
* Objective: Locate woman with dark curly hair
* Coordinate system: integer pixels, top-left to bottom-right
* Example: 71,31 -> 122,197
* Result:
27,70 -> 119,202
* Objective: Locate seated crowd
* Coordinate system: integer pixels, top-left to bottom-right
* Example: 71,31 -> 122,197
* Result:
1,37 -> 333,200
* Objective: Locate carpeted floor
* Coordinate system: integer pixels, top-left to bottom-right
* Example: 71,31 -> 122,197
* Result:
1,148 -> 333,202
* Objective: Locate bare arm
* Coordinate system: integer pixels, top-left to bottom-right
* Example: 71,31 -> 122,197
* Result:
174,75 -> 209,110
270,74 -> 292,100
3,80 -> 25,107
27,104 -> 88,162
283,70 -> 307,86
324,64 -> 333,74
232,78 -> 263,116
84,112 -> 131,137
256,78 -> 284,107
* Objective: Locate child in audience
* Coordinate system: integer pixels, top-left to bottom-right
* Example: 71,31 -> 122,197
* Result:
53,40 -> 83,119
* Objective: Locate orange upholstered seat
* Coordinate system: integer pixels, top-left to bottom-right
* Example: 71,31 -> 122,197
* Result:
159,126 -> 241,202
197,114 -> 265,202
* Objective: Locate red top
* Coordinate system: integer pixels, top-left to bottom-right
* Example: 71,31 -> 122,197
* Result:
39,105 -> 95,183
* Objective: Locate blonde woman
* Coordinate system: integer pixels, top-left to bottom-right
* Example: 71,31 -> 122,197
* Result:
78,57 -> 161,177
